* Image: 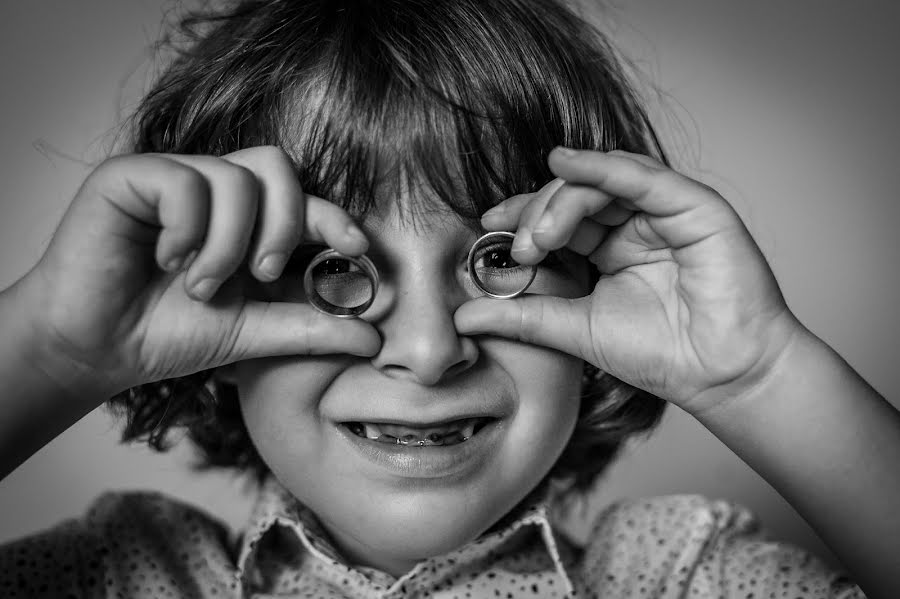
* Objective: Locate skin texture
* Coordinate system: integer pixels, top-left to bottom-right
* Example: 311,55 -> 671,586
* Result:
231,200 -> 589,575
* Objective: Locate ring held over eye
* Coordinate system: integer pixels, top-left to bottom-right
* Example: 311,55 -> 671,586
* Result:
303,231 -> 536,317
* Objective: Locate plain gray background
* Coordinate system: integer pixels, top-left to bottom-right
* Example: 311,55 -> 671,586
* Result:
1,0 -> 898,572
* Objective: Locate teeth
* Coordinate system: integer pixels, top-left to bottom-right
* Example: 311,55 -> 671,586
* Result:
346,417 -> 491,446
361,423 -> 383,440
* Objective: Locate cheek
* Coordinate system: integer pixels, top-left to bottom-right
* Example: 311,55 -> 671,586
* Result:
482,338 -> 583,481
234,356 -> 348,468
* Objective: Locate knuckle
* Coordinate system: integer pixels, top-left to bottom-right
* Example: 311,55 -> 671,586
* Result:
516,300 -> 543,345
652,169 -> 684,188
220,163 -> 258,196
253,144 -> 293,165
88,154 -> 141,188
94,153 -> 130,174
645,169 -> 682,202
166,163 -> 207,196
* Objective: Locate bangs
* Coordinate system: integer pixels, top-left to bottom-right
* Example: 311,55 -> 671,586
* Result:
272,0 -> 662,224
132,0 -> 664,224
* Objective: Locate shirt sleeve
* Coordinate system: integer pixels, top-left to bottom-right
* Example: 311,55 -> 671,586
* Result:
579,494 -> 866,599
0,518 -> 107,599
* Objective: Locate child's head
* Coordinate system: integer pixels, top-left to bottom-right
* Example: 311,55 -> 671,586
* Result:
111,0 -> 666,571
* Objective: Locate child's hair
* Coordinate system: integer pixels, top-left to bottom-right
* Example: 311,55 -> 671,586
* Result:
109,0 -> 667,493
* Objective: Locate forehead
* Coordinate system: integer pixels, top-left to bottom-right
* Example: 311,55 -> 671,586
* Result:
353,175 -> 486,239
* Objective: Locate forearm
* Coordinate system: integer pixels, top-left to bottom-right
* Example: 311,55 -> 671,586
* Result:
0,274 -> 105,479
693,323 -> 900,599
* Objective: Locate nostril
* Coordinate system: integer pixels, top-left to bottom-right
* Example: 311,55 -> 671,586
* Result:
442,355 -> 477,381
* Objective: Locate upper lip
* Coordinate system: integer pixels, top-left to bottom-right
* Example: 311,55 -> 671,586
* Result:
326,382 -> 513,426
341,415 -> 494,427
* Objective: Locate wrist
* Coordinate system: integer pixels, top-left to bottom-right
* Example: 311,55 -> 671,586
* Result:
688,314 -> 822,426
3,271 -> 118,406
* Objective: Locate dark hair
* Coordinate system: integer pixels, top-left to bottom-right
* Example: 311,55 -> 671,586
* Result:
109,0 -> 667,493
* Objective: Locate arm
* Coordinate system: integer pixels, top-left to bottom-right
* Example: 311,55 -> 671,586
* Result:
694,322 -> 900,598
0,274 -> 108,479
456,147 -> 898,599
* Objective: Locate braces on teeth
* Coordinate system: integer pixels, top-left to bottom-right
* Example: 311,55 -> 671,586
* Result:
394,434 -> 470,446
346,422 -> 480,446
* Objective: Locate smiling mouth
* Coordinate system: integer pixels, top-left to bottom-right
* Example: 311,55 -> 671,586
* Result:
343,417 -> 494,447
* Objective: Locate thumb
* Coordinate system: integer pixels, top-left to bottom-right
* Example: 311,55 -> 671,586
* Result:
226,301 -> 382,362
454,294 -> 595,363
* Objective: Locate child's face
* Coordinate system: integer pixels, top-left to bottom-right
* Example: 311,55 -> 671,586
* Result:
230,191 -> 589,575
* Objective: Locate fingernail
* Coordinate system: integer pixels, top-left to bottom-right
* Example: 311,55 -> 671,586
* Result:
511,228 -> 533,254
533,212 -> 554,235
482,205 -> 505,218
554,146 -> 578,157
481,212 -> 505,226
163,256 -> 184,272
346,223 -> 367,244
191,278 -> 218,301
258,252 -> 288,279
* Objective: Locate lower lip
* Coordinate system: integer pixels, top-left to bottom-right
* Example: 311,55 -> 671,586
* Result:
337,420 -> 504,479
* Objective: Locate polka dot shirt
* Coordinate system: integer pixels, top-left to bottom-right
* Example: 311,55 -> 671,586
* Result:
0,476 -> 865,598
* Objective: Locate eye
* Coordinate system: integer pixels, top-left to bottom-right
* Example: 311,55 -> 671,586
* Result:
264,246 -> 374,305
306,255 -> 375,314
468,236 -> 536,298
312,258 -> 360,276
473,243 -> 518,270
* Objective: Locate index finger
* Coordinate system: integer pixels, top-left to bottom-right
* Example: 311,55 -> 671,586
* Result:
302,195 -> 369,256
548,147 -> 742,252
548,147 -> 710,217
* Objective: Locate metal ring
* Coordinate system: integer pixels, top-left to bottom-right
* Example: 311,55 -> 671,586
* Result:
466,231 -> 537,299
303,249 -> 379,318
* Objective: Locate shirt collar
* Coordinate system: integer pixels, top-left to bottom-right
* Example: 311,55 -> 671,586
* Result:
235,475 -> 576,596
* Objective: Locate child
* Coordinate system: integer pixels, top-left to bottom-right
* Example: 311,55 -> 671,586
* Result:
0,0 -> 896,597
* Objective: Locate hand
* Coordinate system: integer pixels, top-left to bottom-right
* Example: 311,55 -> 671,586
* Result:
455,148 -> 803,415
18,146 -> 381,399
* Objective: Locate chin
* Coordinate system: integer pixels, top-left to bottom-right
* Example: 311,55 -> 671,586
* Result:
312,481 -> 525,568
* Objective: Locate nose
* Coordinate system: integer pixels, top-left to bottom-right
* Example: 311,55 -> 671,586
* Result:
369,272 -> 479,386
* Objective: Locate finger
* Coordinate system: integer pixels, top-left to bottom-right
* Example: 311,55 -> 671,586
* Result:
548,147 -> 736,248
229,300 -> 382,360
530,183 -> 615,251
454,294 -> 595,364
80,155 -> 211,272
302,195 -> 369,256
507,194 -> 555,266
607,148 -> 666,169
480,178 -> 565,231
566,219 -> 610,256
590,200 -> 633,226
479,194 -> 532,231
222,147 -> 305,282
166,155 -> 260,301
150,161 -> 211,272
588,212 -> 673,274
